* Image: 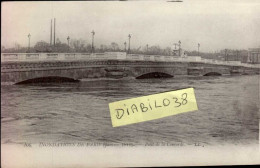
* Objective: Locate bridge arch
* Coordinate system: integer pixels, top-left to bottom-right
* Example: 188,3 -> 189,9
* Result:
136,72 -> 173,79
203,72 -> 222,76
15,76 -> 79,84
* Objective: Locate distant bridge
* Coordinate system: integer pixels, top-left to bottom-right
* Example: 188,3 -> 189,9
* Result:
1,52 -> 259,84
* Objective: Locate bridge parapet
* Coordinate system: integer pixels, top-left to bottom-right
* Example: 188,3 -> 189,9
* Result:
1,52 -> 260,68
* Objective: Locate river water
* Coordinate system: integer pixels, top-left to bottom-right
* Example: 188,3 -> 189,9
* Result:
1,75 -> 259,146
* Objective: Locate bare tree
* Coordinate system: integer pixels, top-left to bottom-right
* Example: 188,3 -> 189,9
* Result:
99,44 -> 108,52
163,47 -> 172,56
1,45 -> 5,52
110,42 -> 119,51
34,41 -> 50,52
148,45 -> 161,55
14,42 -> 21,51
71,39 -> 87,52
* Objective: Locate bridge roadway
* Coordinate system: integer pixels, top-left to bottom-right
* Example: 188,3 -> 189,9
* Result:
1,52 -> 260,84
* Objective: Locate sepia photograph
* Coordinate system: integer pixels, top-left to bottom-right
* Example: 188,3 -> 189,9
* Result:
1,0 -> 260,167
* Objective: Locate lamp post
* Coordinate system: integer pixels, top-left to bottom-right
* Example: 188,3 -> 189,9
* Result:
198,43 -> 200,56
236,50 -> 239,61
178,40 -> 181,56
67,36 -> 70,51
28,33 -> 31,52
91,30 -> 95,53
146,44 -> 149,53
128,34 -> 131,54
174,43 -> 178,49
173,43 -> 178,56
124,42 -> 127,52
224,49 -> 227,61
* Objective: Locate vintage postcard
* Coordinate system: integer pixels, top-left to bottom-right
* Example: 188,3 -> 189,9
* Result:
1,0 -> 260,167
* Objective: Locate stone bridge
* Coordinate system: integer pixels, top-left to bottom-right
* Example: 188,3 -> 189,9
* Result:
1,52 -> 259,84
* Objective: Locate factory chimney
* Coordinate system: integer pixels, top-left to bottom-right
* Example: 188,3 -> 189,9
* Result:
50,19 -> 52,45
53,18 -> 56,46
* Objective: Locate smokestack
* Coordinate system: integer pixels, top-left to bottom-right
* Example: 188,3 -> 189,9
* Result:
54,18 -> 56,45
50,19 -> 52,45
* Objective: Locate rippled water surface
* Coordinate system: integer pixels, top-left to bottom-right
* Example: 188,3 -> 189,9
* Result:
1,75 -> 259,145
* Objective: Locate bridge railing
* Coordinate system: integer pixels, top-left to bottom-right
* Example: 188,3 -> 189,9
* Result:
1,53 -> 42,61
1,52 -> 260,68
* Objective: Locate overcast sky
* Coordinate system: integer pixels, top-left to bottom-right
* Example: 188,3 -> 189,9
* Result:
1,0 -> 260,52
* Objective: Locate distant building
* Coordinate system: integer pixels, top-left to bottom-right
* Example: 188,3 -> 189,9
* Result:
225,54 -> 238,61
248,48 -> 260,64
220,50 -> 240,61
220,50 -> 251,63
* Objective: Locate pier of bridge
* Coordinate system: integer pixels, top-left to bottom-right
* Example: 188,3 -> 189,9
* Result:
1,52 -> 259,84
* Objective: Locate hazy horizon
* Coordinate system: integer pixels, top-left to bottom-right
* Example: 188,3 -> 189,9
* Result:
1,0 -> 260,52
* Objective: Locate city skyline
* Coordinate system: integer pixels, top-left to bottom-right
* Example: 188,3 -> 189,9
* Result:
1,0 -> 260,52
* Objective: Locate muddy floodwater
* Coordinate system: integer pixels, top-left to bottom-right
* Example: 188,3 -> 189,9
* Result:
1,75 -> 259,146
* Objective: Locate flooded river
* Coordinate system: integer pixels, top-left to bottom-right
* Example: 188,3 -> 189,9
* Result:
1,75 -> 259,146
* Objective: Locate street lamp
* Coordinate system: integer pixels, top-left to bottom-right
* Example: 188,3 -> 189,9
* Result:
225,49 -> 227,61
67,36 -> 70,51
173,43 -> 178,56
198,43 -> 200,56
236,50 -> 239,61
178,40 -> 181,56
91,30 -> 95,53
146,44 -> 149,53
124,42 -> 127,52
128,34 -> 131,54
174,43 -> 178,49
28,33 -> 31,52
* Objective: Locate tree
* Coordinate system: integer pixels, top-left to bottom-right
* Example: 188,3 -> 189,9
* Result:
53,43 -> 69,53
110,42 -> 119,51
99,44 -> 108,52
34,41 -> 50,52
71,39 -> 87,52
148,45 -> 162,55
163,47 -> 172,56
1,45 -> 5,52
14,42 -> 21,50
